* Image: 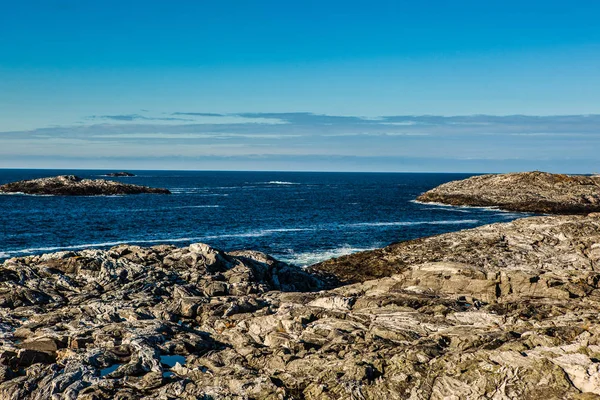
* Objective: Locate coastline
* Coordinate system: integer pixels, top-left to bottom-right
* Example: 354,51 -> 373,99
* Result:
3,171 -> 600,398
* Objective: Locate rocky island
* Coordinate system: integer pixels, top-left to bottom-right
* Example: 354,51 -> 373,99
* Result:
0,175 -> 170,196
3,213 -> 600,398
105,172 -> 136,177
416,171 -> 600,214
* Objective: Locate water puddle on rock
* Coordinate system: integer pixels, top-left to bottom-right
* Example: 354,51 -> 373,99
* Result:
100,364 -> 122,377
161,354 -> 186,378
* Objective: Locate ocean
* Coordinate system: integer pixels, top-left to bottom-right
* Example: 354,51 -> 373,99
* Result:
0,170 -> 528,266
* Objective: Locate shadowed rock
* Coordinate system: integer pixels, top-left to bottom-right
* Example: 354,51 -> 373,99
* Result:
416,171 -> 600,214
0,175 -> 170,196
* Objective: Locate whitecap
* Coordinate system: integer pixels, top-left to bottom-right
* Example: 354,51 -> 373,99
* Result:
277,245 -> 379,267
259,228 -> 315,233
410,199 -> 528,214
345,219 -> 479,228
0,192 -> 55,197
2,229 -> 285,257
121,205 -> 221,212
263,181 -> 300,185
419,207 -> 469,213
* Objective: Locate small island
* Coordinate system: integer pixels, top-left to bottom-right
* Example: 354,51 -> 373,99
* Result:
416,171 -> 600,214
105,172 -> 136,177
0,175 -> 171,196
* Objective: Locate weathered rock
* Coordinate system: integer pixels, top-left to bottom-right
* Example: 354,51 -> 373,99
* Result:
0,175 -> 170,196
3,216 -> 600,398
310,213 -> 600,285
416,171 -> 600,214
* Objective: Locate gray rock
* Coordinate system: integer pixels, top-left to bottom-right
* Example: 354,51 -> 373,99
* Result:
0,175 -> 170,196
416,171 -> 600,214
3,216 -> 600,398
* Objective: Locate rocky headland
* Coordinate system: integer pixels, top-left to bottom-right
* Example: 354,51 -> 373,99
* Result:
416,171 -> 600,214
3,214 -> 600,399
0,175 -> 170,196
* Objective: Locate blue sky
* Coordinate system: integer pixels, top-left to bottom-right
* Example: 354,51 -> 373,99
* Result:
1,1 -> 599,172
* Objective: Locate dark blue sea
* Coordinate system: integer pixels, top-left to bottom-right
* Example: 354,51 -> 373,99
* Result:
0,170 -> 528,266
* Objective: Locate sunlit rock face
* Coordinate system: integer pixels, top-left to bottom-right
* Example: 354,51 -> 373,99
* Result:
417,171 -> 600,214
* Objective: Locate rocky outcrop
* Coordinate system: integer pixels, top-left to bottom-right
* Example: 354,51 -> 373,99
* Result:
0,175 -> 170,196
416,171 -> 600,214
3,215 -> 600,398
105,172 -> 136,177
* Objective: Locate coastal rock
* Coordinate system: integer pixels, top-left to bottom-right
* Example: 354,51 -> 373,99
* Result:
416,171 -> 600,214
105,172 -> 135,177
0,175 -> 170,196
310,213 -> 600,285
3,216 -> 600,398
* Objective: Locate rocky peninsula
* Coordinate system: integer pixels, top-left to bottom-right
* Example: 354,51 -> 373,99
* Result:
3,213 -> 600,398
0,175 -> 170,196
416,171 -> 600,214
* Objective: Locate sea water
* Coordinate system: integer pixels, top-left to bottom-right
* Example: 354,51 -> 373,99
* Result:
0,170 -> 529,266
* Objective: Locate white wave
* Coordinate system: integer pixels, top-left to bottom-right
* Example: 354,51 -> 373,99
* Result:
80,195 -> 125,198
0,252 -> 9,259
121,205 -> 221,212
4,241 -> 136,255
264,181 -> 300,185
174,205 -> 220,209
277,245 -> 379,267
260,228 -> 315,233
169,187 -> 209,190
419,207 -> 469,213
170,190 -> 228,196
498,212 -> 528,219
0,192 -> 54,197
410,199 -> 527,214
345,219 -> 479,228
1,228 -> 300,258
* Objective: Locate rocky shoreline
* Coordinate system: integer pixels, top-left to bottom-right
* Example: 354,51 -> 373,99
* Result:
416,171 -> 600,214
3,171 -> 600,398
0,175 -> 170,196
2,213 -> 600,398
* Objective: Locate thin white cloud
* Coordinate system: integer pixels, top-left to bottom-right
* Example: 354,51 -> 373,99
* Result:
92,133 -> 301,139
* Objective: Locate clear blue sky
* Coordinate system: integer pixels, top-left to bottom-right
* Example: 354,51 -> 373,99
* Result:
1,1 -> 599,172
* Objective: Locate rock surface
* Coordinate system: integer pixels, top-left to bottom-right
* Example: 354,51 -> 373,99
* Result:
3,215 -> 600,398
0,175 -> 170,196
105,172 -> 136,177
416,171 -> 600,214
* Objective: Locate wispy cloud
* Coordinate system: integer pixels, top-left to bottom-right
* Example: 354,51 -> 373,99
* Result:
172,112 -> 225,117
88,114 -> 192,122
1,112 -> 600,172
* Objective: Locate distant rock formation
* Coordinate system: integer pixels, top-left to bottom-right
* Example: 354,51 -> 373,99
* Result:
3,214 -> 600,398
0,175 -> 170,196
416,171 -> 600,214
105,172 -> 135,177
